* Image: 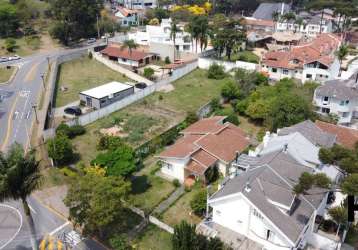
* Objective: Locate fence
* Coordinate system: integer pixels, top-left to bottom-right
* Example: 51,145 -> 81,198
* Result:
42,58 -> 198,138
197,101 -> 212,119
198,57 -> 258,72
149,216 -> 174,234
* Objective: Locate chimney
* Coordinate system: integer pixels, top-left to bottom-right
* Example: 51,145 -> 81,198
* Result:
283,143 -> 288,153
245,181 -> 251,192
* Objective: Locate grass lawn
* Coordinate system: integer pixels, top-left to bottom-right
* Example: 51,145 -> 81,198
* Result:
0,35 -> 42,57
0,66 -> 15,83
145,69 -> 227,113
162,185 -> 202,227
128,160 -> 176,214
132,224 -> 172,250
222,50 -> 259,63
40,167 -> 73,189
54,56 -> 129,107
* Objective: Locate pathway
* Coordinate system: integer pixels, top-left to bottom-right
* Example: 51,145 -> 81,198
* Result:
152,186 -> 185,215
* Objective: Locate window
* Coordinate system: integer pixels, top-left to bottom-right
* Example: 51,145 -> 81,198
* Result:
266,229 -> 275,241
272,68 -> 277,73
346,100 -> 350,105
323,96 -> 329,102
342,112 -> 350,118
253,209 -> 264,220
283,69 -> 289,75
322,107 -> 330,114
340,100 -> 345,106
306,74 -> 312,79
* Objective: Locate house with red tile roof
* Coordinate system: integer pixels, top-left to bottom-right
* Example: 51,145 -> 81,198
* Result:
157,116 -> 250,184
101,44 -> 156,68
261,33 -> 341,82
315,120 -> 358,149
114,7 -> 140,26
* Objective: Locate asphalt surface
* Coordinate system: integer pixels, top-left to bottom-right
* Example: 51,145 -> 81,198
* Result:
0,43 -> 107,250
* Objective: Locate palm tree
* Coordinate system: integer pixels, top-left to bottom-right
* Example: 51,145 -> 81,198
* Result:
170,20 -> 181,61
0,144 -> 42,250
336,45 -> 349,76
120,39 -> 138,56
282,12 -> 296,32
272,11 -> 280,32
328,206 -> 347,236
294,17 -> 304,33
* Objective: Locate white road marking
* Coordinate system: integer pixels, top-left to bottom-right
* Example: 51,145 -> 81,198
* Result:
28,204 -> 37,214
49,221 -> 70,236
0,204 -> 23,250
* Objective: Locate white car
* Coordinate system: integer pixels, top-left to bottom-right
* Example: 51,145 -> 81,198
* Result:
8,55 -> 21,61
87,38 -> 96,44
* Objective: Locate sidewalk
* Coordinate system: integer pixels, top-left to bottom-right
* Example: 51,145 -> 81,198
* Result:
152,186 -> 185,215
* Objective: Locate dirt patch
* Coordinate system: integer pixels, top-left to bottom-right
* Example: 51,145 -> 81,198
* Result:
100,125 -> 128,138
157,83 -> 175,93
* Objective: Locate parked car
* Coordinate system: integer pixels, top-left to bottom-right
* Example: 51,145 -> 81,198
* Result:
64,106 -> 82,116
135,82 -> 148,89
87,38 -> 96,44
8,55 -> 21,61
0,57 -> 8,62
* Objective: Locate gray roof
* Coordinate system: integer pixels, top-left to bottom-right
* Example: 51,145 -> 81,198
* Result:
315,74 -> 358,100
278,120 -> 336,148
253,2 -> 291,20
210,150 -> 327,244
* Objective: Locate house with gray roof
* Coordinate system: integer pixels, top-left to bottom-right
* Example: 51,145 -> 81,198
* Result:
197,150 -> 331,250
252,2 -> 291,21
313,73 -> 358,125
277,120 -> 336,148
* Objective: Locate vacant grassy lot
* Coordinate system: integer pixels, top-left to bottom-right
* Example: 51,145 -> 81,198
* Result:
162,186 -> 202,227
145,69 -> 227,113
132,224 -> 172,250
128,160 -> 176,214
223,50 -> 259,63
0,66 -> 15,83
54,56 -> 129,107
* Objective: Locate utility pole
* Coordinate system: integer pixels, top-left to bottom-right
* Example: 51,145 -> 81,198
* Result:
32,103 -> 38,123
96,14 -> 100,39
46,56 -> 50,69
40,74 -> 46,90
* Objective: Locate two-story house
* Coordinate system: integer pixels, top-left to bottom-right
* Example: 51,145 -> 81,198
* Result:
275,10 -> 334,37
313,73 -> 358,125
156,116 -> 250,184
198,149 -> 329,250
114,7 -> 139,26
262,33 -> 341,82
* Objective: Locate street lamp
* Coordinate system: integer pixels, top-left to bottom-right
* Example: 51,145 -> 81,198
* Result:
32,103 -> 38,123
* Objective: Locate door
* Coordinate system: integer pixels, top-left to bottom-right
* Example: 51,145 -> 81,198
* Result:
86,97 -> 92,107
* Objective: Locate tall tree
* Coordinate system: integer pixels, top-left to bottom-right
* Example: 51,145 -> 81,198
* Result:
328,206 -> 347,236
120,39 -> 139,56
0,144 -> 42,250
336,45 -> 349,76
0,3 -> 19,37
170,20 -> 181,61
64,173 -> 130,237
49,0 -> 103,45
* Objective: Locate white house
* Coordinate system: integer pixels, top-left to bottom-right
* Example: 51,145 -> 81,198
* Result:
275,11 -> 334,37
198,150 -> 330,250
115,0 -> 157,9
114,7 -> 139,26
262,33 -> 341,83
313,73 -> 358,125
156,116 -> 250,184
128,18 -> 208,61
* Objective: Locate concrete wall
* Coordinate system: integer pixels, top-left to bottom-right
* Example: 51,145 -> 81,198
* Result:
149,216 -> 174,234
307,232 -> 339,250
198,58 -> 258,72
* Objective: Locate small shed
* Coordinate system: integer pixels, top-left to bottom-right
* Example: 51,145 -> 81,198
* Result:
79,81 -> 134,109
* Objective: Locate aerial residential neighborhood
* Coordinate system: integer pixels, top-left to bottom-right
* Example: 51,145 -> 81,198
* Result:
0,0 -> 358,250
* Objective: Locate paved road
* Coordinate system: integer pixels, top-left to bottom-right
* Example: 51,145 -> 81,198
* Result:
0,42 -> 107,250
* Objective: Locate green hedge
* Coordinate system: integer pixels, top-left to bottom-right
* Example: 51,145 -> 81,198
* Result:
134,120 -> 188,160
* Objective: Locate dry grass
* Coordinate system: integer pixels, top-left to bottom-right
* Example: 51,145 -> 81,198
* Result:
0,66 -> 15,83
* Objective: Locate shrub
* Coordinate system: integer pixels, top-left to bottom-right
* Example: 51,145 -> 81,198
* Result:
225,113 -> 240,126
97,136 -> 124,151
143,67 -> 155,79
158,94 -> 163,100
172,179 -> 181,187
205,166 -> 219,183
165,56 -> 171,64
319,148 -> 334,165
60,167 -> 78,177
56,123 -> 85,138
221,79 -> 240,101
88,51 -> 93,59
209,98 -> 221,113
56,123 -> 71,136
47,134 -> 74,165
185,111 -> 198,124
110,235 -> 132,250
207,63 -> 226,79
5,38 -> 16,52
190,189 -> 207,216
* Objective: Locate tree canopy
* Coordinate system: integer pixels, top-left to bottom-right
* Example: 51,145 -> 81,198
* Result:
64,173 -> 130,236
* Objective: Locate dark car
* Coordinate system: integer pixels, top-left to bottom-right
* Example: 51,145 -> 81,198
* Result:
135,82 -> 148,89
64,106 -> 82,116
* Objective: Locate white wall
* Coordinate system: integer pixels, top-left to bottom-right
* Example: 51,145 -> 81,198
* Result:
198,58 -> 257,72
211,194 -> 293,250
307,232 -> 339,250
160,157 -> 189,182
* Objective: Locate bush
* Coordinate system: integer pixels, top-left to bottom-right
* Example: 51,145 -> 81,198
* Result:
225,113 -> 240,126
143,67 -> 155,79
205,166 -> 219,183
47,134 -> 74,165
56,123 -> 85,138
185,111 -> 198,124
209,98 -> 221,113
88,51 -> 93,59
110,235 -> 132,250
207,63 -> 226,79
221,79 -> 240,101
97,136 -> 124,150
319,148 -> 334,165
165,56 -> 171,64
60,167 -> 78,177
172,179 -> 181,187
190,189 -> 207,216
5,38 -> 16,52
